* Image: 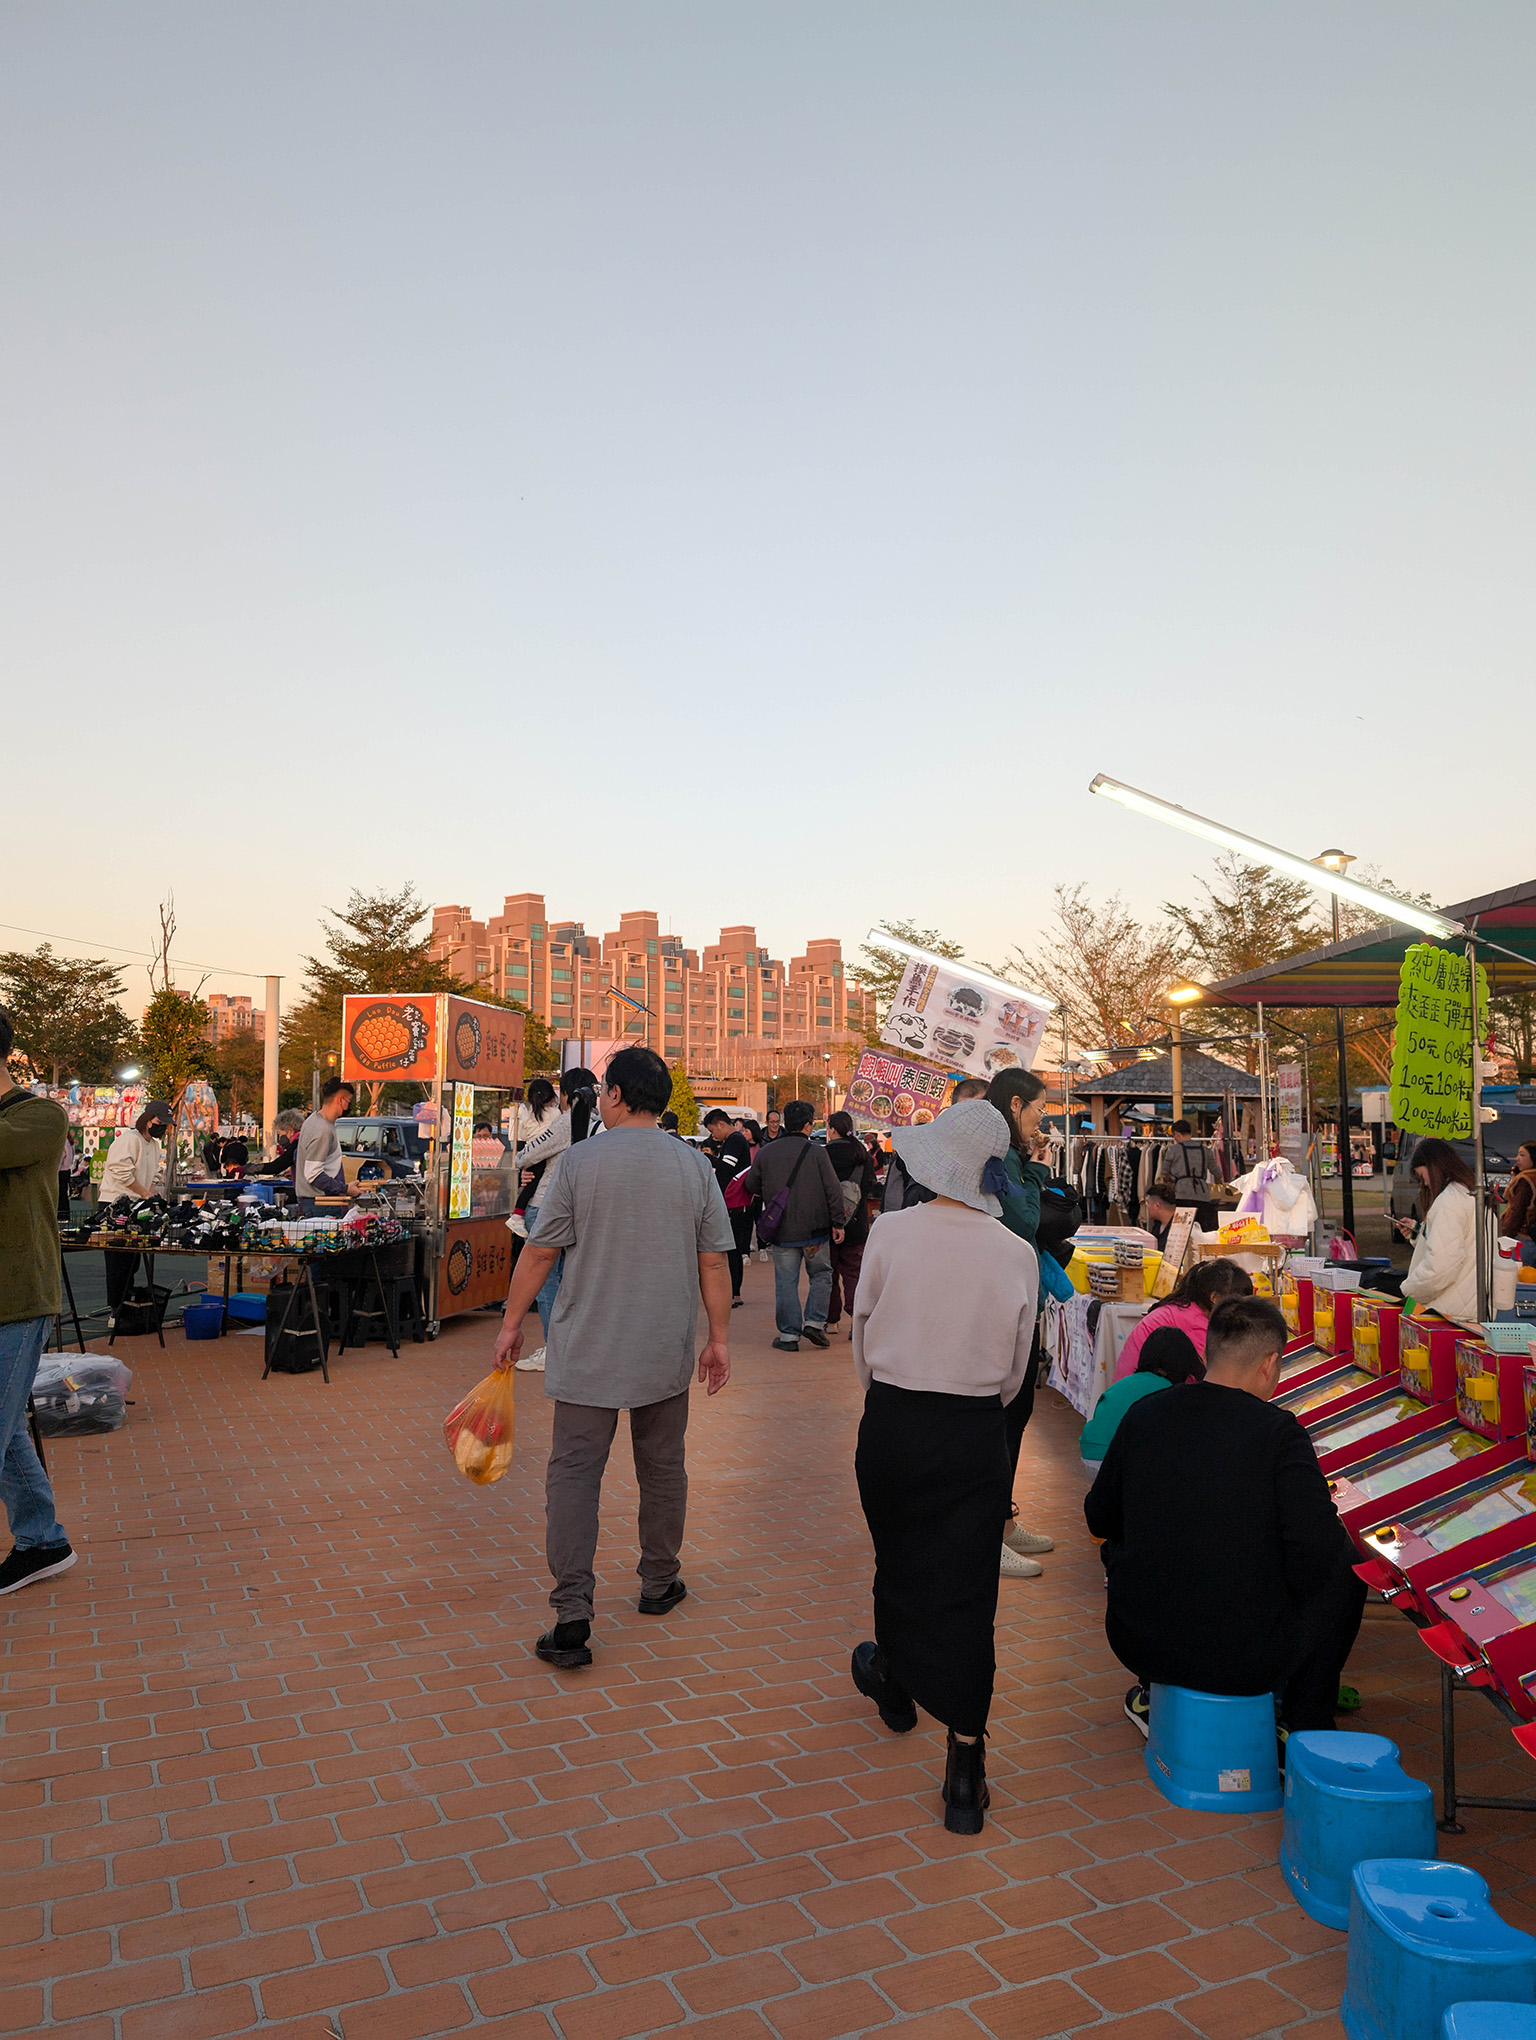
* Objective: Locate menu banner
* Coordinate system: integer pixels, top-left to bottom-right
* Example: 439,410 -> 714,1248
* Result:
1389,944 -> 1489,1138
449,1082 -> 476,1220
1276,1063 -> 1306,1165
881,958 -> 1049,1079
842,1051 -> 952,1132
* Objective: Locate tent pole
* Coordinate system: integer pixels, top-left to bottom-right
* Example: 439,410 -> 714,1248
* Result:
1469,938 -> 1488,1321
1257,1001 -> 1270,1158
1062,1012 -> 1073,1185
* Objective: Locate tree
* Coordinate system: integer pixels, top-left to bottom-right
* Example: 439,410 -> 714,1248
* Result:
0,944 -> 138,1085
1492,990 -> 1536,1082
668,1064 -> 700,1135
857,921 -> 966,1047
140,987 -> 213,1112
995,885 -> 1183,1052
1164,855 -> 1326,983
282,884 -> 461,1109
209,1031 -> 266,1122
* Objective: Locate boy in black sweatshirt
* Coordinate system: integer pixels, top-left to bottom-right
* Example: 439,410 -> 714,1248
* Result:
1085,1294 -> 1364,1739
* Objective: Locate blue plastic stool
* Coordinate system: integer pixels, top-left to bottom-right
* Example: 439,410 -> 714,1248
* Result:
1444,2006 -> 1536,2038
1144,1684 -> 1284,1813
1343,1860 -> 1536,2040
1281,1732 -> 1435,1930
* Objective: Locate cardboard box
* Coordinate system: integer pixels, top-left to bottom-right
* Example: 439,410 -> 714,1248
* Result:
206,1254 -> 291,1293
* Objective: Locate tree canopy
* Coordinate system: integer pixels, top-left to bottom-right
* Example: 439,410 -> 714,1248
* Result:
0,944 -> 138,1086
856,920 -> 966,1047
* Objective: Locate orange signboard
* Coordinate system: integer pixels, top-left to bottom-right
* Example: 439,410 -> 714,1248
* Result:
341,994 -> 437,1083
444,996 -> 524,1088
438,1219 -> 512,1314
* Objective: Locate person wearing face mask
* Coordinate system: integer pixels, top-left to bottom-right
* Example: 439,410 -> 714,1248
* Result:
983,1068 -> 1061,1578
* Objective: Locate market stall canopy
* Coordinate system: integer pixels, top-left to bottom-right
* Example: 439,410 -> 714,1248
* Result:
1074,1049 -> 1261,1100
1199,878 -> 1536,1010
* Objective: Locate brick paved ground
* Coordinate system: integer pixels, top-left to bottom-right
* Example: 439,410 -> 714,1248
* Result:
9,1261 -> 1536,2038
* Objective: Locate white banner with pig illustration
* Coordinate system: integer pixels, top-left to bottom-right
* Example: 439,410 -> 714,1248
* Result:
880,955 -> 1051,1081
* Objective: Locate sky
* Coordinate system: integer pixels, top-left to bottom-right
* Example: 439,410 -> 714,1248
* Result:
3,2 -> 1532,1019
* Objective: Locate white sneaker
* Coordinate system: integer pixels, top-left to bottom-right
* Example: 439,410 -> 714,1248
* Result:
509,1213 -> 529,1240
513,1346 -> 546,1372
1005,1524 -> 1054,1556
1000,1545 -> 1043,1579
757,1250 -> 768,1262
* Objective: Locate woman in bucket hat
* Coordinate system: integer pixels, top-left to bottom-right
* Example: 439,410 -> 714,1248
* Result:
848,1099 -> 1039,1834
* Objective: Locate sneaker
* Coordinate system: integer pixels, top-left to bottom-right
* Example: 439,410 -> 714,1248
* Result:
509,1213 -> 529,1239
513,1346 -> 546,1372
851,1641 -> 917,1733
1004,1524 -> 1054,1556
731,1297 -> 744,1308
1123,1685 -> 1150,1739
638,1580 -> 687,1617
757,1250 -> 768,1263
535,1619 -> 592,1669
999,1545 -> 1043,1578
0,1545 -> 76,1597
802,1325 -> 829,1349
772,1338 -> 800,1352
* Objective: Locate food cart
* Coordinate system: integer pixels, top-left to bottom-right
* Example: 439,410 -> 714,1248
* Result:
340,992 -> 524,1336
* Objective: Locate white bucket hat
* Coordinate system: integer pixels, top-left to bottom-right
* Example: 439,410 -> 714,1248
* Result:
891,1099 -> 1011,1215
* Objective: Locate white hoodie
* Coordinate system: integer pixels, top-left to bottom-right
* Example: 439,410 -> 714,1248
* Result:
1406,1182 -> 1492,1324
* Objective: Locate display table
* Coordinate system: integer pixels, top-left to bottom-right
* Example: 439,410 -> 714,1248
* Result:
1043,1295 -> 1149,1419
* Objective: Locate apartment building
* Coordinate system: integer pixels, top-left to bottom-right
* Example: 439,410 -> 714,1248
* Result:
204,994 -> 265,1046
429,895 -> 871,1069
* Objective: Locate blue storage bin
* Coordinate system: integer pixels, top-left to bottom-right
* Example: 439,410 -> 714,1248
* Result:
183,1300 -> 224,1341
1144,1684 -> 1284,1814
1444,2006 -> 1536,2038
226,1292 -> 266,1323
1344,1860 -> 1536,2040
1281,1731 -> 1435,1930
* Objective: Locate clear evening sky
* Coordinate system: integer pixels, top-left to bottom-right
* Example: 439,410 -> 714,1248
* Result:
3,4 -> 1530,1015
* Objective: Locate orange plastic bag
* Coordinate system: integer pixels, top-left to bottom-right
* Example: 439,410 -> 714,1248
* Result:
443,1369 -> 517,1486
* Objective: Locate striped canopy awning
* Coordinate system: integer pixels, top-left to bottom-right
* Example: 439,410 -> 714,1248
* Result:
1201,879 -> 1536,1009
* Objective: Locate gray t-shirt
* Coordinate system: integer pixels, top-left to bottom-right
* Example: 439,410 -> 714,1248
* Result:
529,1124 -> 735,1409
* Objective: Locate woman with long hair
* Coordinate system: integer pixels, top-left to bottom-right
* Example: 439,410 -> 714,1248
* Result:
1501,1142 -> 1536,1265
1389,1137 -> 1486,1320
1110,1258 -> 1254,1381
983,1068 -> 1058,1576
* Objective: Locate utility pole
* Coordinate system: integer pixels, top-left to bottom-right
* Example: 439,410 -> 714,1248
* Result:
262,975 -> 281,1152
1316,852 -> 1356,1244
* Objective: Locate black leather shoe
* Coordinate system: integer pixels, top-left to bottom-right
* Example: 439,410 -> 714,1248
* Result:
638,1580 -> 687,1616
942,1731 -> 990,1835
802,1325 -> 829,1349
851,1641 -> 917,1733
535,1619 -> 592,1669
772,1338 -> 799,1352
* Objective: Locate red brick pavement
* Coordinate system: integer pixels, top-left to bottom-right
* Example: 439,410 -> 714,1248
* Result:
7,1258 -> 1536,2037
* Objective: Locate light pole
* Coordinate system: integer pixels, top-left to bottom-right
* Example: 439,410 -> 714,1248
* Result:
1166,980 -> 1205,1125
1315,849 -> 1356,1242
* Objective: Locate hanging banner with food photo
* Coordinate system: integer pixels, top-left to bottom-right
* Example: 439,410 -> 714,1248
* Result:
842,1052 -> 952,1132
878,945 -> 1053,1081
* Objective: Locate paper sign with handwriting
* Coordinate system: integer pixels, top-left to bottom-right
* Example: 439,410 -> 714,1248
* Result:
1389,944 -> 1489,1139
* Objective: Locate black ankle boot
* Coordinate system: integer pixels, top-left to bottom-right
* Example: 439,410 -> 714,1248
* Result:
851,1642 -> 917,1733
942,1731 -> 989,1835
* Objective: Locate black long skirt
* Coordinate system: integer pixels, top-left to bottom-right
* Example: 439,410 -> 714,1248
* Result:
854,1381 -> 1011,1738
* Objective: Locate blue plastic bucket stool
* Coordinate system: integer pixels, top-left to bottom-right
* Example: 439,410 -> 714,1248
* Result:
1281,1731 -> 1435,1930
1144,1684 -> 1284,1813
1343,1860 -> 1536,2040
183,1300 -> 224,1341
1444,2007 -> 1536,2038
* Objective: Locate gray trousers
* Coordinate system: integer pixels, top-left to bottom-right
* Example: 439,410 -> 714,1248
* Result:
546,1390 -> 690,1624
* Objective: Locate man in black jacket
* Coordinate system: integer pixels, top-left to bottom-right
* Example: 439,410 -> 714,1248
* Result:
1085,1295 -> 1365,1739
740,1101 -> 844,1352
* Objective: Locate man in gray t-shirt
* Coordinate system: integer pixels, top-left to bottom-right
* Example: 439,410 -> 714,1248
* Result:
494,1046 -> 734,1671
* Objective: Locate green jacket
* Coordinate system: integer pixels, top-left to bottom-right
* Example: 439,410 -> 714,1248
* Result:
996,1146 -> 1052,1248
0,1088 -> 67,1326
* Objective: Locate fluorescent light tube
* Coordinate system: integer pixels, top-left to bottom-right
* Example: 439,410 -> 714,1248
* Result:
1087,776 -> 1462,940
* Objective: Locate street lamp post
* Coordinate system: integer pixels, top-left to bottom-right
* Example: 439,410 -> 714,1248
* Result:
1315,850 -> 1356,1243
1166,980 -> 1205,1126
